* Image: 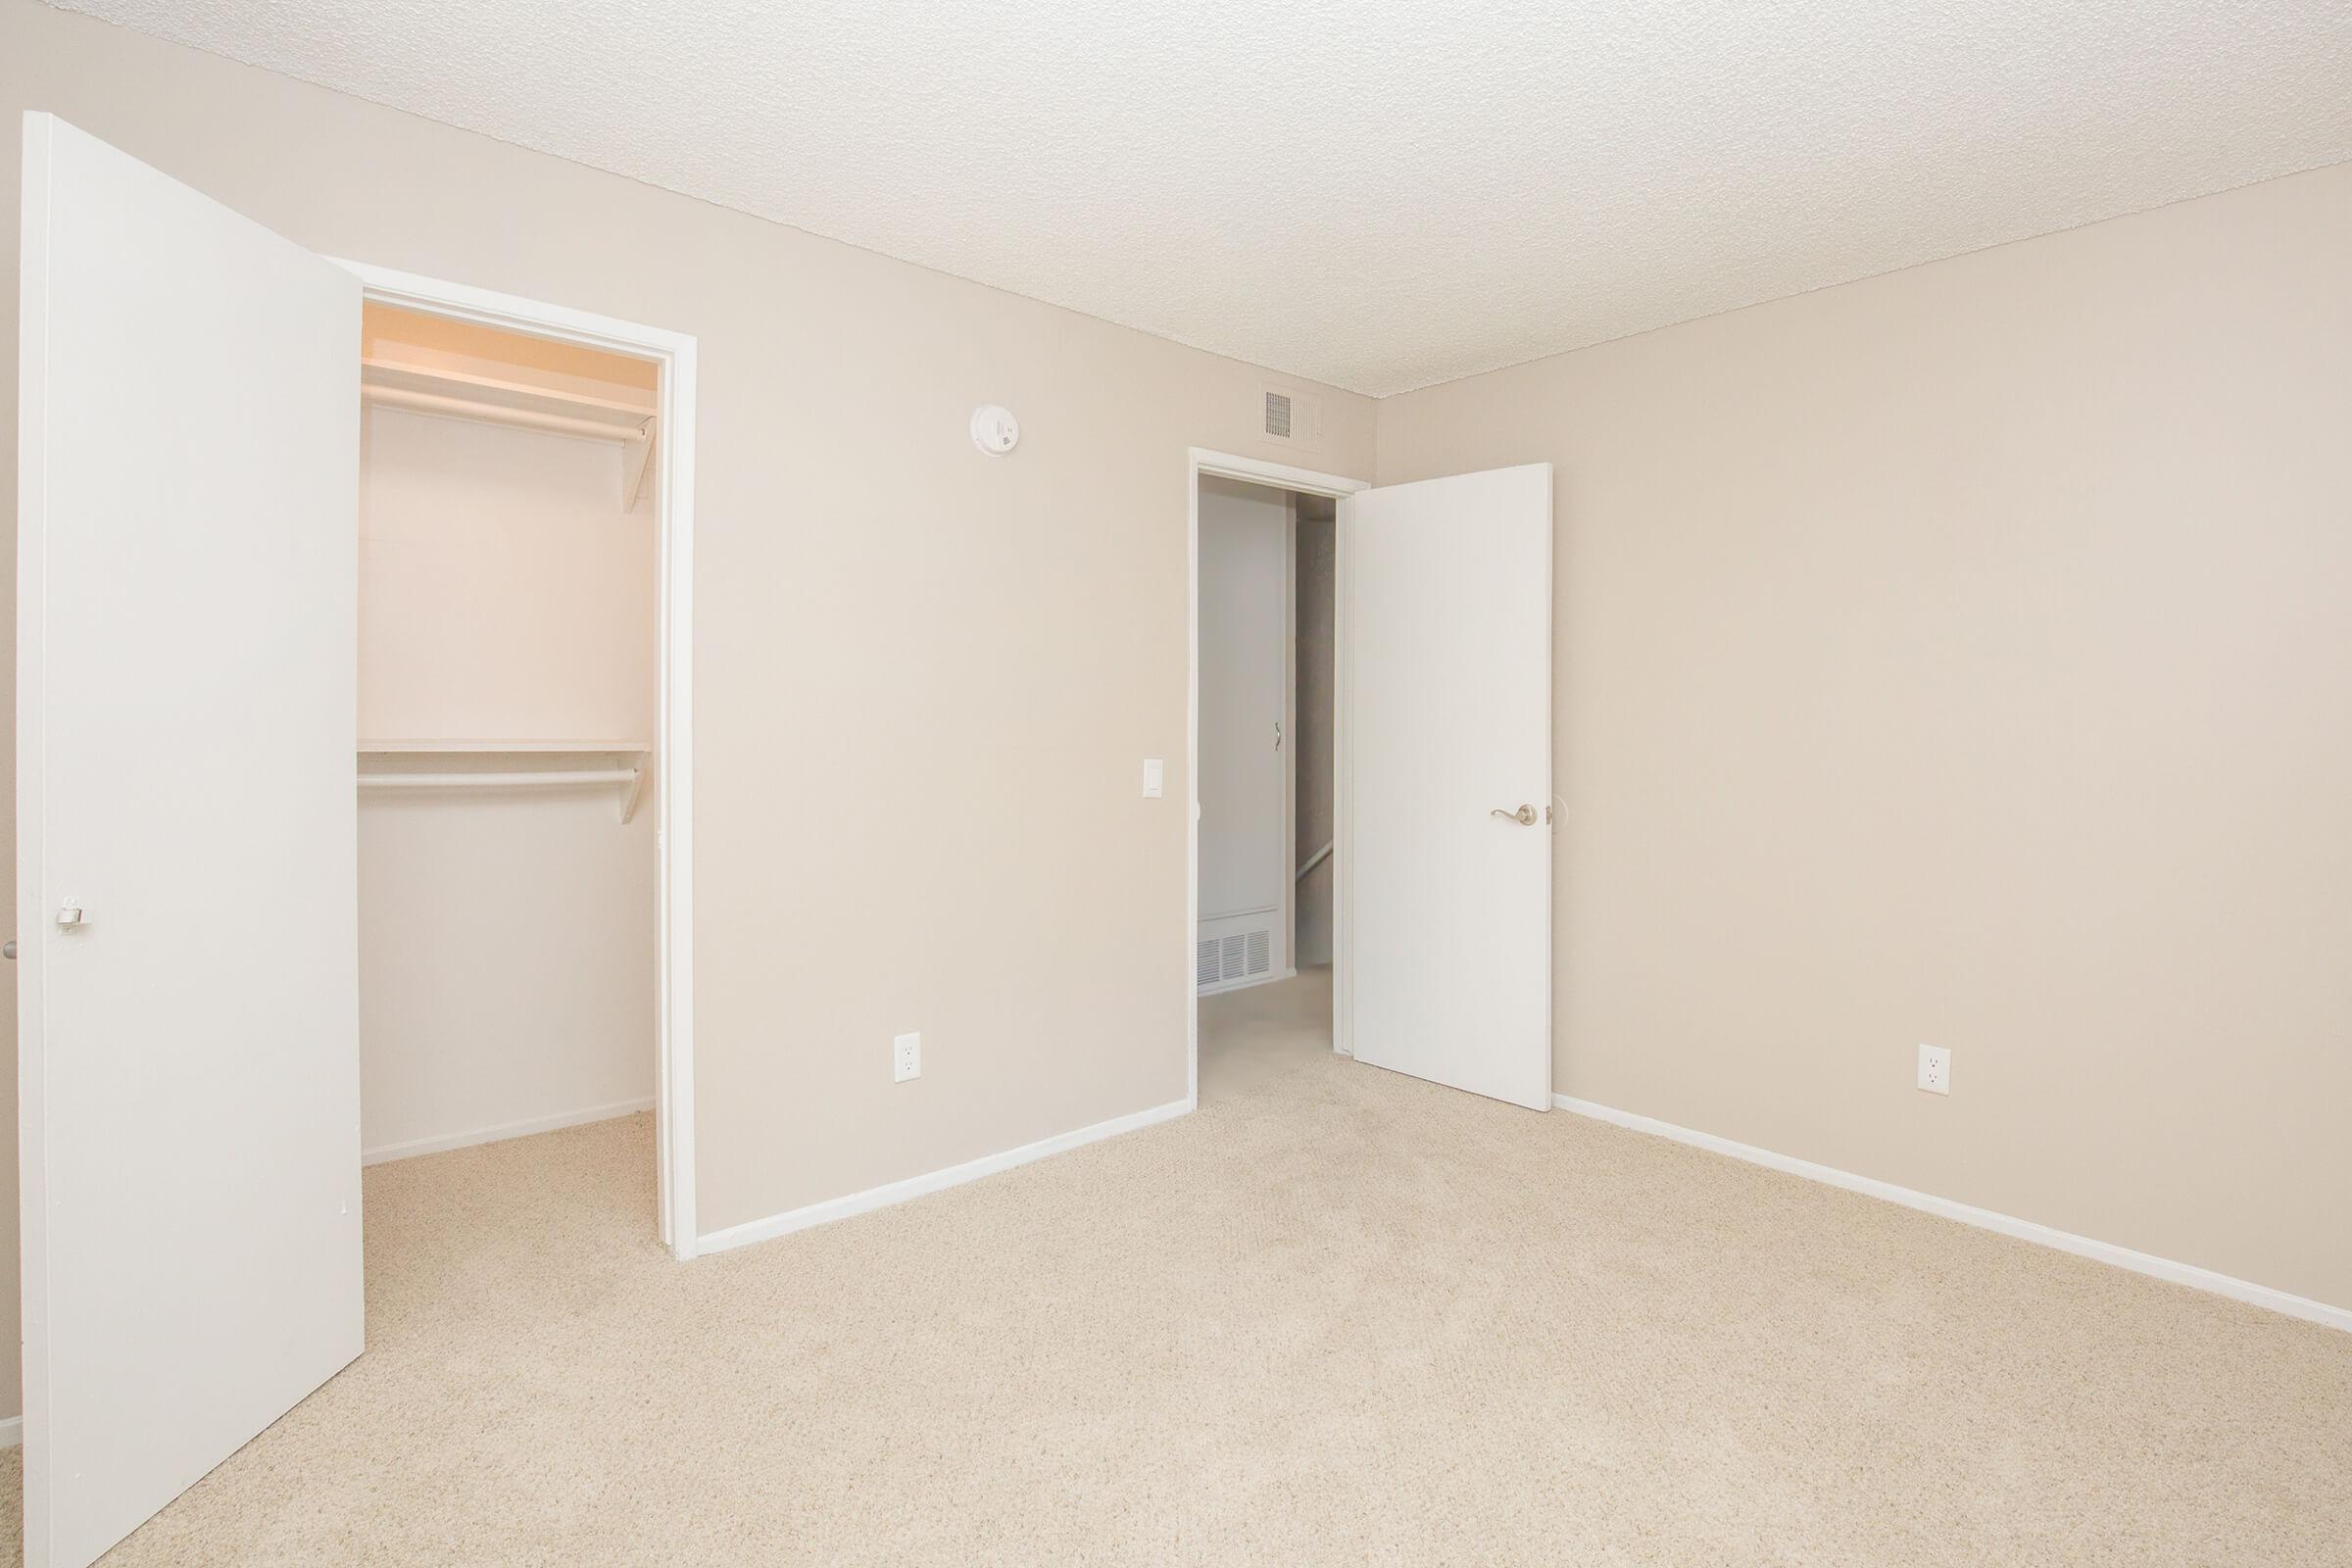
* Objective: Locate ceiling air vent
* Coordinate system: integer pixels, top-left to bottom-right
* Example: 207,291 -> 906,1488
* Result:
1258,386 -> 1322,451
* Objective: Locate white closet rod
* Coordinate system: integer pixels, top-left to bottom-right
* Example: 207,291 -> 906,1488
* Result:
358,767 -> 647,824
359,768 -> 636,789
362,382 -> 650,444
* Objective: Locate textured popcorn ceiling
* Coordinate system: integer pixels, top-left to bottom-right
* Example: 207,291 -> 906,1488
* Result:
52,0 -> 2352,396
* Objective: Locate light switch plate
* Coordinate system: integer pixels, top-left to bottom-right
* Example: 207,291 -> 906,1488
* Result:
1142,759 -> 1164,798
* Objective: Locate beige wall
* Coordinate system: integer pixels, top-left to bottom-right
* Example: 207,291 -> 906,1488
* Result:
357,400 -> 657,1156
1,0 -> 1377,1419
360,785 -> 658,1155
361,402 -> 656,748
1378,160 -> 2352,1312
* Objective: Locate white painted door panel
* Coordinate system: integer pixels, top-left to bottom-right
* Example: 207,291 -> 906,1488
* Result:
17,114 -> 363,1568
1198,477 -> 1290,966
1345,465 -> 1551,1109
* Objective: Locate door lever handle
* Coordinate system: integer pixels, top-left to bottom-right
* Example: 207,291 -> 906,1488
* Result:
1492,805 -> 1538,826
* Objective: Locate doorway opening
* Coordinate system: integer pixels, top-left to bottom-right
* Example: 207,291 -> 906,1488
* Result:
345,267 -> 699,1259
1188,451 -> 1366,1104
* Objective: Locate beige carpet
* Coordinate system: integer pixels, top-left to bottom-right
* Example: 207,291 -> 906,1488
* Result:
4,969 -> 2347,1564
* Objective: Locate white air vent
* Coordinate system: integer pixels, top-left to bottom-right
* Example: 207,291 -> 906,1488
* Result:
1258,385 -> 1322,451
1263,390 -> 1293,439
1220,933 -> 1248,979
1196,909 -> 1279,994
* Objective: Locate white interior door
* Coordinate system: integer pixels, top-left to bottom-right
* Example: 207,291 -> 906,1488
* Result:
17,113 -> 363,1568
1344,464 -> 1552,1108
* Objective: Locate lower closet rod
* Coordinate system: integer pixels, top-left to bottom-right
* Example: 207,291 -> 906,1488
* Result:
357,767 -> 646,824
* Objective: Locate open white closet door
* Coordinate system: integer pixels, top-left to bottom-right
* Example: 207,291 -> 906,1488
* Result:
1344,464 -> 1553,1110
17,114 -> 363,1568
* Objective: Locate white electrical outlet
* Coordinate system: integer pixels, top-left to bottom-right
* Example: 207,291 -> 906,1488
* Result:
894,1032 -> 921,1083
1917,1043 -> 1951,1095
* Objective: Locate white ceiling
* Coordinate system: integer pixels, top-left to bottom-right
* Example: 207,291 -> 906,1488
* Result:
54,0 -> 2352,396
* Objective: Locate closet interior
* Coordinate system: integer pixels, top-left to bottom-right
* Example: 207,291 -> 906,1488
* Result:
355,304 -> 662,1186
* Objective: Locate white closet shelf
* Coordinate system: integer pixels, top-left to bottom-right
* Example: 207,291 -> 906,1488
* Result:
357,741 -> 651,823
358,739 -> 651,755
360,359 -> 658,511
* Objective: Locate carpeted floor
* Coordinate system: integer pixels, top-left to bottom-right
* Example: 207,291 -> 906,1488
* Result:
5,968 -> 2348,1563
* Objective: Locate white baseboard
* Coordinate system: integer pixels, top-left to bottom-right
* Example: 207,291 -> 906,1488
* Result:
1554,1095 -> 2350,1334
0,1415 -> 20,1449
362,1098 -> 655,1167
699,1097 -> 1193,1256
1198,966 -> 1298,999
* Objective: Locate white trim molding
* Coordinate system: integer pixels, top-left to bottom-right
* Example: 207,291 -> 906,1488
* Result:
1186,449 -> 1369,1102
1555,1095 -> 2351,1334
360,1099 -> 656,1167
333,260 -> 700,1260
0,1415 -> 21,1450
698,1098 -> 1192,1255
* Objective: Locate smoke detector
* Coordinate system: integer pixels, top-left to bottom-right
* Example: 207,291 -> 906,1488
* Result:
970,404 -> 1019,456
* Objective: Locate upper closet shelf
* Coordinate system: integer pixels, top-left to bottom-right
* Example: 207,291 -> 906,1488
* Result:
361,358 -> 657,511
358,739 -> 651,755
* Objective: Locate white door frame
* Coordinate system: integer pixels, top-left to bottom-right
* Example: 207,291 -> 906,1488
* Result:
337,262 -> 700,1260
1187,449 -> 1368,1105
1281,496 -> 1298,974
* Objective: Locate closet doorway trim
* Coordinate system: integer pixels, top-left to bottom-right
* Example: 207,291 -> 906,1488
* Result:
335,259 -> 702,1261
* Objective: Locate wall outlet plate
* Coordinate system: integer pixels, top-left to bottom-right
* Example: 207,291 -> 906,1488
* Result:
1917,1043 -> 1951,1095
894,1031 -> 921,1083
